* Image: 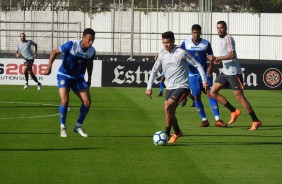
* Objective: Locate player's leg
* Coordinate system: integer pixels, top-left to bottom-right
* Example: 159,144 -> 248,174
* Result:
58,75 -> 70,137
165,88 -> 189,143
23,62 -> 29,89
58,88 -> 69,137
158,75 -> 165,96
190,75 -> 209,127
72,79 -> 91,137
27,60 -> 42,90
205,77 -> 224,125
210,74 -> 238,127
232,76 -> 262,130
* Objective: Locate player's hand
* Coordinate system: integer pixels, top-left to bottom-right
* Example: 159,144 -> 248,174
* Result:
16,53 -> 20,58
146,89 -> 152,99
202,82 -> 208,92
213,59 -> 222,64
34,53 -> 37,58
207,55 -> 214,61
43,67 -> 52,75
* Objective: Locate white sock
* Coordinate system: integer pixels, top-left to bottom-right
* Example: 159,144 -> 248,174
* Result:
75,123 -> 82,128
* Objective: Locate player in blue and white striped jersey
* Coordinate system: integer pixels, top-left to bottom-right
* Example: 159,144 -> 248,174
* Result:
44,28 -> 96,137
180,24 -> 226,128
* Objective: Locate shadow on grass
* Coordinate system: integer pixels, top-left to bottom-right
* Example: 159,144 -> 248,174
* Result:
0,147 -> 104,152
0,132 -> 57,135
170,141 -> 282,147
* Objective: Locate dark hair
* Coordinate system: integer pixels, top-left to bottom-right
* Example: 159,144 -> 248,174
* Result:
191,24 -> 201,31
83,28 -> 95,36
162,31 -> 175,41
217,21 -> 227,28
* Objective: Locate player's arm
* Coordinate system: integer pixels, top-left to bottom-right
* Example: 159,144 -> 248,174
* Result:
214,51 -> 235,61
44,48 -> 61,75
146,58 -> 162,99
15,47 -> 20,58
33,42 -> 38,57
206,42 -> 214,75
208,36 -> 235,64
86,57 -> 94,87
44,41 -> 73,75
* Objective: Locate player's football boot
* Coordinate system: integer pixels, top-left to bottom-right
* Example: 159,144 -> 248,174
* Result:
249,121 -> 262,130
60,127 -> 67,137
74,127 -> 88,137
23,84 -> 29,89
215,119 -> 227,127
228,109 -> 241,124
200,120 -> 210,127
37,82 -> 42,90
168,131 -> 183,143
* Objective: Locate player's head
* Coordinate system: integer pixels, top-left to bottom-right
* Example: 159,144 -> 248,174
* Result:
161,31 -> 175,51
81,28 -> 95,49
191,24 -> 202,40
217,21 -> 227,38
20,33 -> 26,42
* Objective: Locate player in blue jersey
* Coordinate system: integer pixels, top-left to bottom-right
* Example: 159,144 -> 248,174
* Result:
180,24 -> 226,128
44,28 -> 96,137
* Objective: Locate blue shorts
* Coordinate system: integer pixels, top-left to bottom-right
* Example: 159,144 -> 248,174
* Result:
57,75 -> 88,93
189,74 -> 213,97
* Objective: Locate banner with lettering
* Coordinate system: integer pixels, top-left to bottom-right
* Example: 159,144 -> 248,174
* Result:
101,60 -> 282,90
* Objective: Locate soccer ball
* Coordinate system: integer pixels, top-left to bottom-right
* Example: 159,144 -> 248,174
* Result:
152,131 -> 168,146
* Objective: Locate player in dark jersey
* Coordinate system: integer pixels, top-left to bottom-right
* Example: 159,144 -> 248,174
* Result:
44,28 -> 96,137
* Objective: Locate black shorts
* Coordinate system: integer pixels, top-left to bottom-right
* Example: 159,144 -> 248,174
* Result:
24,59 -> 34,70
214,73 -> 244,90
165,88 -> 190,105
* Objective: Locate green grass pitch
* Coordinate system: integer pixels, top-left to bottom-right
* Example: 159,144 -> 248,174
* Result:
0,85 -> 282,183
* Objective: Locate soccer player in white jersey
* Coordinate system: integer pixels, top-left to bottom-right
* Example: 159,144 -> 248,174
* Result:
44,28 -> 96,137
146,31 -> 208,143
16,33 -> 42,90
208,21 -> 262,130
180,24 -> 226,128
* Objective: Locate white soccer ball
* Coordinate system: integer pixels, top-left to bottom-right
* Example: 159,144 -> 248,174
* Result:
152,131 -> 168,146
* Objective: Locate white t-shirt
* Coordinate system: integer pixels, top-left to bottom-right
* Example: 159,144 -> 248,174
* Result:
147,45 -> 207,90
218,34 -> 242,75
17,40 -> 36,60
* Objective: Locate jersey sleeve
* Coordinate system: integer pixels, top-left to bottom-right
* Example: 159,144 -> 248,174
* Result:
29,40 -> 37,46
207,42 -> 213,55
59,41 -> 73,53
179,41 -> 186,50
146,58 -> 162,90
226,35 -> 235,52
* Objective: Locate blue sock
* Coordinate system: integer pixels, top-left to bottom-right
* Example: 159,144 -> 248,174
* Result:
76,105 -> 90,126
209,97 -> 220,118
195,99 -> 206,120
59,105 -> 68,126
159,82 -> 164,93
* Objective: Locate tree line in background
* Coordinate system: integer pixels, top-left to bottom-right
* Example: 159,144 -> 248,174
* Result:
0,0 -> 282,13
